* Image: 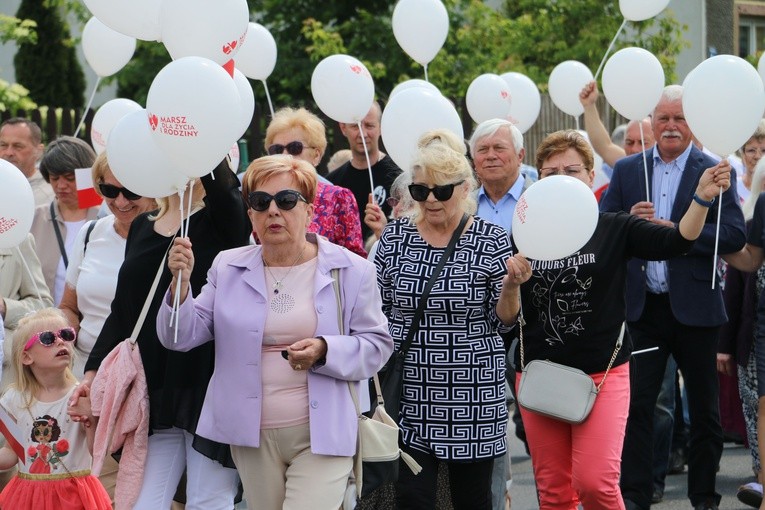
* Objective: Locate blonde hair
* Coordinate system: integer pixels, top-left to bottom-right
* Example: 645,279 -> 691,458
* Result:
241,155 -> 318,204
418,129 -> 467,154
91,152 -> 110,196
265,107 -> 328,157
535,130 -> 595,172
151,180 -> 205,221
744,158 -> 765,221
9,309 -> 76,408
327,149 -> 352,172
410,143 -> 477,223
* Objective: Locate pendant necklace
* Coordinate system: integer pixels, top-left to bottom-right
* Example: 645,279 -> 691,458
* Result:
263,244 -> 307,295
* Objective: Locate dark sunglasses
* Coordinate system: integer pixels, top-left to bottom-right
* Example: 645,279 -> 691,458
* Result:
98,183 -> 142,200
408,181 -> 465,202
24,327 -> 76,351
267,141 -> 312,156
248,190 -> 309,212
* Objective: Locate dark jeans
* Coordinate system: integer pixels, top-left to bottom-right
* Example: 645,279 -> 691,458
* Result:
620,293 -> 723,509
397,446 -> 495,510
653,356 -> 676,491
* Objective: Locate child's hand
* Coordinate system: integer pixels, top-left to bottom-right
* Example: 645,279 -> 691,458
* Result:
68,386 -> 94,428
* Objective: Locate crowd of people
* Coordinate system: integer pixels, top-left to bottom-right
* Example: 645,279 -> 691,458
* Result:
0,78 -> 762,510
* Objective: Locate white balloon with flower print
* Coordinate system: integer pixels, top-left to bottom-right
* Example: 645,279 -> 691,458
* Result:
392,0 -> 449,72
82,17 -> 136,77
602,48 -> 665,121
91,98 -> 142,155
311,54 -> 375,123
682,55 -> 765,157
500,72 -> 541,134
548,61 -> 594,117
161,0 -> 249,65
0,160 -> 35,249
381,87 -> 463,172
146,56 -> 242,178
619,0 -> 670,21
512,176 -> 599,261
465,73 -> 512,124
82,0 -> 162,41
107,109 -> 189,199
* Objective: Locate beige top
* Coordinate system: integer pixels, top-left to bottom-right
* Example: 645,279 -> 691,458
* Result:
28,171 -> 54,207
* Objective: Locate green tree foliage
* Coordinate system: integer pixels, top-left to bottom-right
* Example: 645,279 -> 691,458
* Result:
14,0 -> 85,108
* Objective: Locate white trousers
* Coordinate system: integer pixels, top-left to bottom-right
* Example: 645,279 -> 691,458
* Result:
132,427 -> 238,510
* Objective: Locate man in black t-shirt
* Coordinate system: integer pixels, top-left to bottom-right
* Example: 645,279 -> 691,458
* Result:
327,102 -> 401,242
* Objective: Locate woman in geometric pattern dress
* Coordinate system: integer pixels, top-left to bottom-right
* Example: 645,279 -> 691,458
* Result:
375,139 -> 519,510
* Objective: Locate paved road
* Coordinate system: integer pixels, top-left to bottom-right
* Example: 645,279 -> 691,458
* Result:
507,402 -> 757,510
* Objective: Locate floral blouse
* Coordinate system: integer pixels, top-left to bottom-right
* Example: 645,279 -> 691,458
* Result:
309,182 -> 366,257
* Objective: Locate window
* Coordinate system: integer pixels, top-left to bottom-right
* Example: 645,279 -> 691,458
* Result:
739,17 -> 765,57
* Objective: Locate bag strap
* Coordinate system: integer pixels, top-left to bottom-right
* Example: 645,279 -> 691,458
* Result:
397,213 -> 469,357
519,306 -> 625,392
83,220 -> 97,254
128,236 -> 176,345
50,201 -> 69,268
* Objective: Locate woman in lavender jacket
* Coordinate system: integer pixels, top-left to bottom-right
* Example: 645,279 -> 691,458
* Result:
156,155 -> 393,510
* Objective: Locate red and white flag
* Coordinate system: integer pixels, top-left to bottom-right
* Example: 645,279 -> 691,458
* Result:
0,404 -> 25,464
75,167 -> 103,209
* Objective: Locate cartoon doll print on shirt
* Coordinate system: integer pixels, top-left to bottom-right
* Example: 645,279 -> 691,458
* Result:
28,415 -> 69,474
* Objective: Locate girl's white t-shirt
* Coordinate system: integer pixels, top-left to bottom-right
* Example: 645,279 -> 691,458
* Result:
65,216 -> 126,378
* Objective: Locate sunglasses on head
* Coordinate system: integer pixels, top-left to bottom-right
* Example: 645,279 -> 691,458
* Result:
24,327 -> 76,351
98,183 -> 142,200
267,141 -> 311,156
247,190 -> 309,212
408,181 -> 465,202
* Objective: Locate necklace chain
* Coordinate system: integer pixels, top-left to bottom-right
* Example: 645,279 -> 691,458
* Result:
263,244 -> 307,294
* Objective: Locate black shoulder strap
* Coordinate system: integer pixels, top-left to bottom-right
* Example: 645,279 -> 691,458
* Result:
398,213 -> 469,356
50,201 -> 68,268
83,220 -> 97,255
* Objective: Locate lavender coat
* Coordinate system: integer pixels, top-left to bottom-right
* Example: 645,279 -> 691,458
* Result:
156,234 -> 393,456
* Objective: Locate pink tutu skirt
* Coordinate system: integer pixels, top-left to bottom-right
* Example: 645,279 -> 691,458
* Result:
0,470 -> 112,509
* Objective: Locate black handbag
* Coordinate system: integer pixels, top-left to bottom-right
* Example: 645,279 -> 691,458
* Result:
378,213 -> 469,419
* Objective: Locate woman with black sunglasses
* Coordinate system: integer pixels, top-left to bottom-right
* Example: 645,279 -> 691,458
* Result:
155,155 -> 393,509
374,135 -> 519,509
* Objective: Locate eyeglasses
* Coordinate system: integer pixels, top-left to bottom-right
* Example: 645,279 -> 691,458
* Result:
538,165 -> 587,178
267,141 -> 313,156
408,181 -> 464,202
744,147 -> 765,157
386,197 -> 400,208
247,190 -> 309,212
98,183 -> 142,200
24,327 -> 76,351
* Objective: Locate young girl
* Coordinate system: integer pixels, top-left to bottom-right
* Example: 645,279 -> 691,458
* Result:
0,308 -> 110,509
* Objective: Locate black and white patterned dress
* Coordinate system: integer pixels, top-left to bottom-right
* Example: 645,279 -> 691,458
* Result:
375,216 -> 512,461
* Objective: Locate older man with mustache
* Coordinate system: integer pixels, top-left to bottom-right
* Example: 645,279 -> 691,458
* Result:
600,84 -> 746,510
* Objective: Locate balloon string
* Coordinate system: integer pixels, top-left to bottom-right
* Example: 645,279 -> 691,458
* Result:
639,121 -> 650,203
169,184 -> 186,330
593,19 -> 627,81
262,80 -> 275,117
424,64 -> 429,83
15,245 -> 45,305
712,169 -> 724,290
358,121 -> 375,198
74,77 -> 101,138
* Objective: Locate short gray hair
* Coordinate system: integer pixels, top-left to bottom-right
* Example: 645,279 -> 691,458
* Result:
468,119 -> 524,156
39,136 -> 96,182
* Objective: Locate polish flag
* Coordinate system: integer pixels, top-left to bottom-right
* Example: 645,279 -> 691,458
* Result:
75,167 -> 103,209
0,404 -> 25,464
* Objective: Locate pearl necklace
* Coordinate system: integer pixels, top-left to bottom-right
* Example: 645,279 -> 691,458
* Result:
263,244 -> 307,295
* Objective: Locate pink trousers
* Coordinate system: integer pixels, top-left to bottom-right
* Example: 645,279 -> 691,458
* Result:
516,362 -> 630,510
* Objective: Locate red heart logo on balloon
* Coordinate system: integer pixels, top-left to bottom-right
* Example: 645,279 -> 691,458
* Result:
350,65 -> 362,74
230,40 -> 238,49
501,91 -> 509,99
149,114 -> 159,131
222,43 -> 233,55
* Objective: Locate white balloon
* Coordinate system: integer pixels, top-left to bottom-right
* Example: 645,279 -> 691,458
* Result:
548,61 -> 594,117
82,0 -> 161,40
619,0 -> 670,22
232,69 -> 255,139
91,99 -> 143,155
107,110 -> 189,198
500,72 -> 541,134
381,88 -> 463,171
392,0 -> 449,66
602,47 -> 665,120
0,160 -> 35,249
512,175 -> 599,261
311,54 -> 375,123
465,73 -> 512,124
161,0 -> 249,65
390,79 -> 440,99
146,56 -> 242,178
236,23 -> 278,81
82,17 -> 136,77
683,55 -> 765,156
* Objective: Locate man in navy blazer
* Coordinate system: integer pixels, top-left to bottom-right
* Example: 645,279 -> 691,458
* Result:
600,85 -> 746,510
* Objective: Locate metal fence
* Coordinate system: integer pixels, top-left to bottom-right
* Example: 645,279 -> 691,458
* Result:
1,94 -> 627,173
